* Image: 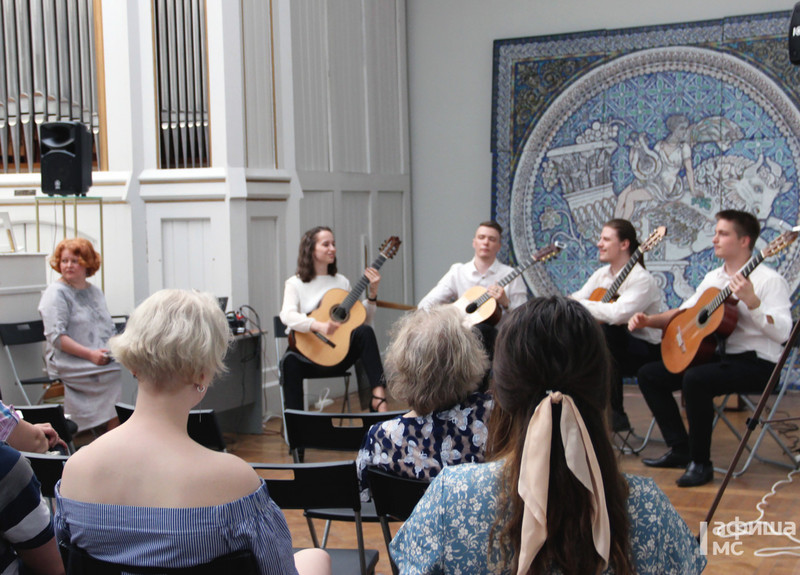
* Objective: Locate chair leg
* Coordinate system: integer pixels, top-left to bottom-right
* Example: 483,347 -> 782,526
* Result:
321,520 -> 332,548
354,511 -> 368,575
613,417 -> 658,455
380,517 -> 398,575
305,516 -> 321,548
341,374 -> 352,412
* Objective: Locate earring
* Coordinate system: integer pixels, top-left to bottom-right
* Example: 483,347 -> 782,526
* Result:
195,384 -> 206,393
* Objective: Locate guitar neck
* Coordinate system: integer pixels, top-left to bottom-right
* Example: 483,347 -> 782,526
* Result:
469,258 -> 537,308
601,248 -> 644,303
340,253 -> 388,311
706,251 -> 765,314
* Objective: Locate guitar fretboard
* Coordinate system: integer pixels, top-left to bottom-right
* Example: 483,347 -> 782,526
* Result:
339,253 -> 389,312
601,248 -> 644,303
703,251 -> 765,317
469,258 -> 538,309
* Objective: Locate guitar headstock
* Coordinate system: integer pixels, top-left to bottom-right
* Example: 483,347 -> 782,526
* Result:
763,228 -> 800,258
640,226 -> 667,252
379,236 -> 402,259
532,241 -> 566,262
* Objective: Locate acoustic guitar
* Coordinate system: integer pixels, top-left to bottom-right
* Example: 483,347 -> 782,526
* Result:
290,236 -> 401,367
661,228 -> 799,374
589,226 -> 667,303
453,241 -> 565,327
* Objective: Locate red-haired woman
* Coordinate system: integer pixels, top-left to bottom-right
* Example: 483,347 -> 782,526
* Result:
38,238 -> 121,433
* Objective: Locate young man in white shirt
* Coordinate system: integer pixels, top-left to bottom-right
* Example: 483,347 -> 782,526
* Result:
572,219 -> 663,433
629,210 -> 792,487
418,221 -> 528,364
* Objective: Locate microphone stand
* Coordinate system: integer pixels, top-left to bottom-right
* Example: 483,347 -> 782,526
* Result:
702,318 -> 800,532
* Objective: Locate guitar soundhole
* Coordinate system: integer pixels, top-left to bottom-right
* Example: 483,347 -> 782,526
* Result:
698,309 -> 709,325
331,306 -> 348,323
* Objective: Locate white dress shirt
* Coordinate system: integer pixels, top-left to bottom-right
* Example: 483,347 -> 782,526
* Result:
418,258 -> 528,310
677,264 -> 791,363
279,273 -> 376,333
572,263 -> 664,345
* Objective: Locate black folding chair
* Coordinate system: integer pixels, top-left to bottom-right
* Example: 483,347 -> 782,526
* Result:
59,540 -> 257,574
0,320 -> 62,405
365,467 -> 429,575
273,316 -> 353,416
281,408 -> 406,553
251,460 -> 379,575
15,403 -> 77,453
115,403 -> 226,451
22,451 -> 69,512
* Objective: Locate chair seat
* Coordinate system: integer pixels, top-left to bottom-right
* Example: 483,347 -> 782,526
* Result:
305,500 -> 379,522
326,548 -> 379,575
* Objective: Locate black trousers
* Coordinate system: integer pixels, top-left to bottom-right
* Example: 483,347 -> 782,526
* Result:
281,324 -> 385,411
637,352 -> 775,464
601,324 -> 661,416
472,322 -> 498,392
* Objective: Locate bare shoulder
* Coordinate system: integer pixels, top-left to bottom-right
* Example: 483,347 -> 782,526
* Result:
198,451 -> 262,500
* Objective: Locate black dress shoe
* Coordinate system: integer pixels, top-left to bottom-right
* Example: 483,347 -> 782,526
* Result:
676,461 -> 714,487
642,449 -> 690,469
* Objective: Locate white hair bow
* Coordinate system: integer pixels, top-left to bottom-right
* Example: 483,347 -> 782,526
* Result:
516,391 -> 610,574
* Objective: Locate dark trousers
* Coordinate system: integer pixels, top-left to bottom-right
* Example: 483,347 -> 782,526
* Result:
281,324 -> 385,411
602,324 -> 661,416
637,352 -> 775,464
473,322 -> 498,392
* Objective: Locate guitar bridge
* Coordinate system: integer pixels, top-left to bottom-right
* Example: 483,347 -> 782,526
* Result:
675,326 -> 686,353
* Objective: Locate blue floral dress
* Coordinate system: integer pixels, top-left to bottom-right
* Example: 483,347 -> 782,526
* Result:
391,461 -> 707,574
356,392 -> 492,501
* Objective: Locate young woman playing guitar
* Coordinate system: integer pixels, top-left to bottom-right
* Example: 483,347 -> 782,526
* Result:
279,226 -> 388,412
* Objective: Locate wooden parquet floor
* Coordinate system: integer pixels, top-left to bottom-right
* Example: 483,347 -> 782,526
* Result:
228,388 -> 800,575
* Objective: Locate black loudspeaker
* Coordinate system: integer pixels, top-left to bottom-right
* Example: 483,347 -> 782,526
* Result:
40,121 -> 93,196
790,2 -> 800,65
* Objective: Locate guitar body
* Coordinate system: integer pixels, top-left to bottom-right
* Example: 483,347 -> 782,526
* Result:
661,287 -> 739,374
290,288 -> 367,367
453,285 -> 502,327
588,287 -> 618,303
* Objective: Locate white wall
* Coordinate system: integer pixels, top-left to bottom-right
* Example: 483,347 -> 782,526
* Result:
406,0 -> 793,299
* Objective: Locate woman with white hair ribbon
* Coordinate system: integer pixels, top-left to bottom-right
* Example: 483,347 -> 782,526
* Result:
390,296 -> 706,574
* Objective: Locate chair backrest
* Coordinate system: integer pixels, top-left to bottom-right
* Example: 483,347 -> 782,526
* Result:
22,451 -> 69,499
111,315 -> 129,335
251,460 -> 362,512
366,467 -> 429,522
59,540 -> 258,575
115,403 -> 226,451
273,316 -> 288,340
283,408 -> 406,457
16,404 -> 75,445
0,320 -> 47,347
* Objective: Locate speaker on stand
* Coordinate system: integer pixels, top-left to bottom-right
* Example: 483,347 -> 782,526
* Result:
40,121 -> 93,196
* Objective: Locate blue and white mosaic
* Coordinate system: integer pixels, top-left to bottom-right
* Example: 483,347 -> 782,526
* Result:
493,11 -> 800,311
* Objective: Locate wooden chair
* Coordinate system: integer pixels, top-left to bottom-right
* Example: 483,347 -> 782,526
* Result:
251,460 -> 379,575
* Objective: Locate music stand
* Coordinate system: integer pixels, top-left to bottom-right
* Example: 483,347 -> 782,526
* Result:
703,318 -> 800,531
